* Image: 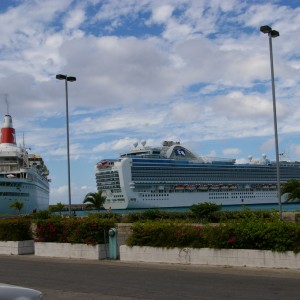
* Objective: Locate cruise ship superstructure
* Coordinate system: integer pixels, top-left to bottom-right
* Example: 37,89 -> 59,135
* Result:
0,114 -> 50,215
95,141 -> 300,210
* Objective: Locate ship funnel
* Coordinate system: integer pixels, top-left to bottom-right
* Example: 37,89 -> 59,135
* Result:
1,115 -> 16,144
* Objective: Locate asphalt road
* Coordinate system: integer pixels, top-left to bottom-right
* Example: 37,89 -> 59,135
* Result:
0,255 -> 300,299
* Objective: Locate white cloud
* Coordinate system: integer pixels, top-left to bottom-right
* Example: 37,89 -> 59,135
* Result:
151,4 -> 174,24
206,150 -> 217,158
92,137 -> 138,153
50,185 -> 68,204
163,19 -> 193,42
64,7 -> 86,30
240,4 -> 290,28
222,148 -> 241,155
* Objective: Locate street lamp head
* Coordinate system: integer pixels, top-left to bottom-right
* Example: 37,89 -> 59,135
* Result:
67,76 -> 76,82
56,74 -> 67,80
56,74 -> 77,82
260,25 -> 279,38
270,30 -> 279,38
260,25 -> 272,34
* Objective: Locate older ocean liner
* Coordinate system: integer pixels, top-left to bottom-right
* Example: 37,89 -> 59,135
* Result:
0,114 -> 49,215
95,141 -> 300,210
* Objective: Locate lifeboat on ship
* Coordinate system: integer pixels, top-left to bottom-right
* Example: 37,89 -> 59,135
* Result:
210,185 -> 220,190
229,185 -> 238,190
197,185 -> 208,191
185,185 -> 196,190
175,185 -> 185,190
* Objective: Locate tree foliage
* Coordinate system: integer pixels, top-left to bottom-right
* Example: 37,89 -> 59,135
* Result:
51,202 -> 65,215
190,202 -> 221,222
83,191 -> 106,211
281,179 -> 300,202
9,201 -> 24,214
0,219 -> 32,241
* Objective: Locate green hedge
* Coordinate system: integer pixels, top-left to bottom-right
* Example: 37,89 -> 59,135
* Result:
126,221 -> 206,248
126,217 -> 300,253
34,218 -> 115,245
0,218 -> 32,241
87,212 -> 122,222
28,206 -> 280,224
122,209 -> 193,223
119,207 -> 277,223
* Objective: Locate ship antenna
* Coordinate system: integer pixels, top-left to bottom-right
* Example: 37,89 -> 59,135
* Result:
4,94 -> 9,115
22,132 -> 31,151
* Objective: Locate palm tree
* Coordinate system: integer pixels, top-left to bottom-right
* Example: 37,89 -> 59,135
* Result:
83,191 -> 106,211
10,201 -> 24,215
281,179 -> 300,202
52,202 -> 65,216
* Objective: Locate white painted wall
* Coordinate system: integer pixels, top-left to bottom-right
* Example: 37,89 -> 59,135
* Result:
120,246 -> 300,269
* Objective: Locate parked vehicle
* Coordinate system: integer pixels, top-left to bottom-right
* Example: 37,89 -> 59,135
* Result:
0,283 -> 43,299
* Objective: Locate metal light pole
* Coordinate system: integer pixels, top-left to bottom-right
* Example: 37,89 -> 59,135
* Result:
260,25 -> 282,219
56,74 -> 77,216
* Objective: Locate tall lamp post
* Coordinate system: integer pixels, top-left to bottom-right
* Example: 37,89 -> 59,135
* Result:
260,25 -> 282,219
56,74 -> 77,216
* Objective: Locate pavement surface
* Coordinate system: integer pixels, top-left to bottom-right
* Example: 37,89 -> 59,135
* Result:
0,255 -> 300,299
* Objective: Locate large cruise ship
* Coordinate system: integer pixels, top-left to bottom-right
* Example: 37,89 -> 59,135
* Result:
95,140 -> 300,210
0,114 -> 50,215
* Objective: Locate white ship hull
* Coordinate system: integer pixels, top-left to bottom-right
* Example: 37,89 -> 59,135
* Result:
95,141 -> 300,210
103,186 -> 278,210
104,179 -> 278,209
0,114 -> 50,215
0,170 -> 49,215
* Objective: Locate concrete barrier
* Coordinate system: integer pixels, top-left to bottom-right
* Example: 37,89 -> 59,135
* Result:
120,245 -> 300,269
0,240 -> 34,255
35,242 -> 108,260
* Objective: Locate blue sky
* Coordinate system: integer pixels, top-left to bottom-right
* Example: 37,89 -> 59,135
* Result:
0,0 -> 299,205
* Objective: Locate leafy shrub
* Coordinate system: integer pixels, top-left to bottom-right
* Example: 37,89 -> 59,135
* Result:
126,221 -> 206,248
190,202 -> 221,222
30,210 -> 53,220
215,207 -> 278,222
219,217 -> 299,252
87,212 -> 122,222
34,217 -> 115,245
122,209 -> 193,223
0,218 -> 32,241
126,218 -> 300,253
120,208 -> 277,223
